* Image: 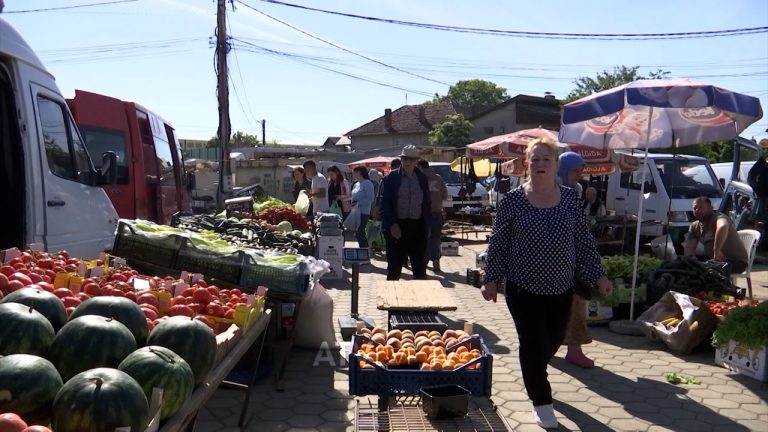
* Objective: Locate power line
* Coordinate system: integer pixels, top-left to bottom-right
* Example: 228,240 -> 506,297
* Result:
4,0 -> 137,13
252,0 -> 768,41
235,0 -> 450,86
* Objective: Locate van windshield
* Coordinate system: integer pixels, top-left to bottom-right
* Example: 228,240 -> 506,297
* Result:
656,159 -> 722,199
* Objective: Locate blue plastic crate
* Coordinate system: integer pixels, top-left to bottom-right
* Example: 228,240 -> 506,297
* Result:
348,334 -> 493,397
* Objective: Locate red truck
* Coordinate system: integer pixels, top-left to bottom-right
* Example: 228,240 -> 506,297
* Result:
67,90 -> 192,224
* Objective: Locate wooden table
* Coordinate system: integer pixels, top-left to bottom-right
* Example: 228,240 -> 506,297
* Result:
375,280 -> 457,314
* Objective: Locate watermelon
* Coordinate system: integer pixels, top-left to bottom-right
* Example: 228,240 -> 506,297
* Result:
118,346 -> 194,420
51,368 -> 149,432
0,302 -> 55,356
147,316 -> 216,386
68,296 -> 148,346
0,354 -> 63,424
48,315 -> 137,381
1,288 -> 67,331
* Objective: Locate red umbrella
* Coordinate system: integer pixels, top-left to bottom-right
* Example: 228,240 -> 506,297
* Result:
348,156 -> 397,173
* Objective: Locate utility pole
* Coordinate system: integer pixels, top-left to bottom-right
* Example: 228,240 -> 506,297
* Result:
216,0 -> 232,209
262,119 -> 266,146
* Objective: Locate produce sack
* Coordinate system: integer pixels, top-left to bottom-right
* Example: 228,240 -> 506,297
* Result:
294,191 -> 310,216
637,291 -> 718,354
343,205 -> 361,231
294,283 -> 338,350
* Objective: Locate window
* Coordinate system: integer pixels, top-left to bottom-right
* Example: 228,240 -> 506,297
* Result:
619,165 -> 657,192
152,131 -> 176,188
658,159 -> 722,199
81,127 -> 129,184
38,96 -> 93,183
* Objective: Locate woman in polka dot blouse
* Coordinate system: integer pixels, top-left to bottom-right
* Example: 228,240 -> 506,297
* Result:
481,138 -> 613,429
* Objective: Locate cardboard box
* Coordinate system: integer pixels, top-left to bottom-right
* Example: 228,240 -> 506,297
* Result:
715,341 -> 767,382
441,241 -> 459,256
317,235 -> 344,260
585,299 -> 613,322
321,257 -> 343,280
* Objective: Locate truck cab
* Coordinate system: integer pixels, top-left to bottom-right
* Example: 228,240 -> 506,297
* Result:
0,18 -> 119,258
605,153 -> 722,242
429,162 -> 489,213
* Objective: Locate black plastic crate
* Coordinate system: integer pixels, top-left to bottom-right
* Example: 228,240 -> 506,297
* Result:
112,221 -> 182,269
174,238 -> 245,284
240,254 -> 309,296
420,384 -> 471,419
389,312 -> 448,333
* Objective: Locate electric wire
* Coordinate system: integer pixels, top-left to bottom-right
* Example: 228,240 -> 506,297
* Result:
4,0 -> 137,13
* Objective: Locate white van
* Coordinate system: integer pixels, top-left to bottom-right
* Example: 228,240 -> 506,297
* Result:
429,162 -> 489,213
1,18 -> 119,258
605,153 -> 722,241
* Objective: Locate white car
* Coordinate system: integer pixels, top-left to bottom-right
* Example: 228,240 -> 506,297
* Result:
429,162 -> 489,213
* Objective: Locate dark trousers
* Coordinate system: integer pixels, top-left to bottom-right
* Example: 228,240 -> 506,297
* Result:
427,212 -> 443,262
385,218 -> 427,280
505,282 -> 573,406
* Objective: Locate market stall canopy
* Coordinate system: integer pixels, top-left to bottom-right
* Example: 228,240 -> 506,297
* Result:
501,152 -> 640,176
450,157 -> 494,176
288,161 -> 352,174
348,156 -> 398,173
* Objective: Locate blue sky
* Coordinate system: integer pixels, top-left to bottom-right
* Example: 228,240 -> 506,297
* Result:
4,0 -> 767,145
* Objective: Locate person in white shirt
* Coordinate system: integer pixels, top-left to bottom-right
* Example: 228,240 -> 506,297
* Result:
303,160 -> 330,213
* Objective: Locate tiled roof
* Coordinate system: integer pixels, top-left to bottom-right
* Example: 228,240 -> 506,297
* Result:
345,102 -> 472,137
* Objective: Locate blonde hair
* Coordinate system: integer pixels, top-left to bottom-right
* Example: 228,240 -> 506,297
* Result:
524,138 -> 560,178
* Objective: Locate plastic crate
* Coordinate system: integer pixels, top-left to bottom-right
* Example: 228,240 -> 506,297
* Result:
348,334 -> 493,397
112,221 -> 182,269
389,312 -> 448,333
240,254 -> 310,296
174,238 -> 245,284
420,384 -> 471,419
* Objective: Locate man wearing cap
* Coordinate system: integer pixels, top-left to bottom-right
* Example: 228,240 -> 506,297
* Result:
380,145 -> 431,280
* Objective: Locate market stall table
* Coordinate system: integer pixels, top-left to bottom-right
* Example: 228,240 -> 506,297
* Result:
376,280 -> 458,327
160,309 -> 272,431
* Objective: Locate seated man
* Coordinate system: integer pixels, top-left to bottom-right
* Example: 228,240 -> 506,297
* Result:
684,196 -> 749,274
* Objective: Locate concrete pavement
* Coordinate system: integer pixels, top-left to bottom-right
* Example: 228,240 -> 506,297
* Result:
195,239 -> 768,431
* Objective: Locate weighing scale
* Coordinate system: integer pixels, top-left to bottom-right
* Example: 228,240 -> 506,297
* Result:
338,247 -> 375,340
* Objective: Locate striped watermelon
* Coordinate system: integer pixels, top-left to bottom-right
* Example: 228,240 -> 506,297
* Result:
0,302 -> 55,356
48,315 -> 137,381
146,316 -> 216,386
1,288 -> 67,331
68,296 -> 148,346
0,354 -> 63,424
51,367 -> 149,432
118,346 -> 194,420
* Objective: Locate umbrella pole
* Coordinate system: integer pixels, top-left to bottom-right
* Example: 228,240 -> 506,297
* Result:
629,107 -> 654,321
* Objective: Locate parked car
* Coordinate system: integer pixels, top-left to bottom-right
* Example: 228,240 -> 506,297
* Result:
429,162 -> 489,213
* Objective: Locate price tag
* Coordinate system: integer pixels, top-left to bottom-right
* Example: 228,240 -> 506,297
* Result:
78,262 -> 88,277
54,273 -> 71,289
90,266 -> 104,278
173,281 -> 188,297
133,277 -> 151,292
2,248 -> 20,264
68,276 -> 84,293
256,286 -> 268,297
190,273 -> 205,284
179,271 -> 189,283
27,243 -> 45,252
247,294 -> 256,306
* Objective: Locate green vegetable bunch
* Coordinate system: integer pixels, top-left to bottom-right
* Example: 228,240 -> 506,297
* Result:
253,197 -> 291,213
712,301 -> 768,349
601,255 -> 662,280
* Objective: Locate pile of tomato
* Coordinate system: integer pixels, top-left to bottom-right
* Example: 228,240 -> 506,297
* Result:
258,207 -> 311,231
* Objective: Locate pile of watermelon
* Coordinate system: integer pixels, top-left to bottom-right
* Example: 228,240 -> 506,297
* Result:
0,249 -> 228,430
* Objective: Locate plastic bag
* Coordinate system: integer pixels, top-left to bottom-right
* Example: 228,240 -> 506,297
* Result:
294,191 -> 310,216
294,283 -> 338,350
343,205 -> 361,231
329,201 -> 343,219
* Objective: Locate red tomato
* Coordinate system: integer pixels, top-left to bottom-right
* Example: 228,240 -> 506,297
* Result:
230,288 -> 242,296
206,286 -> 220,298
170,296 -> 188,306
107,288 -> 124,297
136,293 -> 159,308
65,306 -> 76,316
195,279 -> 208,288
192,288 -> 213,304
123,291 -> 137,302
36,258 -> 54,269
224,308 -> 236,319
0,273 -> 8,292
194,315 -> 213,328
188,303 -> 205,314
8,258 -> 23,267
10,272 -> 33,286
146,318 -> 155,332
163,276 -> 175,282
61,296 -> 82,308
20,252 -> 34,263
168,305 -> 194,317
21,426 -> 53,432
57,250 -> 70,260
27,272 -> 44,284
0,291 -> 3,300
0,413 -> 28,432
64,265 -> 78,273
141,307 -> 158,321
181,287 -> 196,298
77,292 -> 92,302
53,288 -> 74,299
36,282 -> 54,293
206,303 -> 224,317
110,273 -> 127,283
6,280 -> 24,293
141,303 -> 159,314
83,282 -> 101,296
0,265 -> 15,277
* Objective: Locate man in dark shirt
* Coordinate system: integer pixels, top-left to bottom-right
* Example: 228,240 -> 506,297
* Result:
380,145 -> 431,280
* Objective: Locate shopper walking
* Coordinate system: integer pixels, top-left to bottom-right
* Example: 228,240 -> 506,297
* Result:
417,159 -> 449,272
350,166 -> 374,248
481,138 -> 612,429
327,166 -> 351,220
557,151 -> 596,369
380,145 -> 431,280
292,166 -> 313,218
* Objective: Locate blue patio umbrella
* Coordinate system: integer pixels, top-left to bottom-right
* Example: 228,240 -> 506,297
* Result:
560,78 -> 763,320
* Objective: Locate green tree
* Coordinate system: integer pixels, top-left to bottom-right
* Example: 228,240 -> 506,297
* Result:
206,136 -> 219,148
206,131 -> 261,148
431,79 -> 508,114
564,66 -> 670,104
428,114 -> 473,148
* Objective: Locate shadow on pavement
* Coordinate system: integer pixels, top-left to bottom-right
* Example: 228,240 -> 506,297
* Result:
438,315 -> 512,355
551,357 -> 751,431
553,400 -> 614,432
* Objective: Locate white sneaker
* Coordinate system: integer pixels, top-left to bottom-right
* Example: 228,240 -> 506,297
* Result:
532,404 -> 558,429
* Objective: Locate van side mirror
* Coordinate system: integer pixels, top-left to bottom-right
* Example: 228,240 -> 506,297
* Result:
644,181 -> 657,193
99,151 -> 118,185
719,178 -> 726,188
185,171 -> 196,191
